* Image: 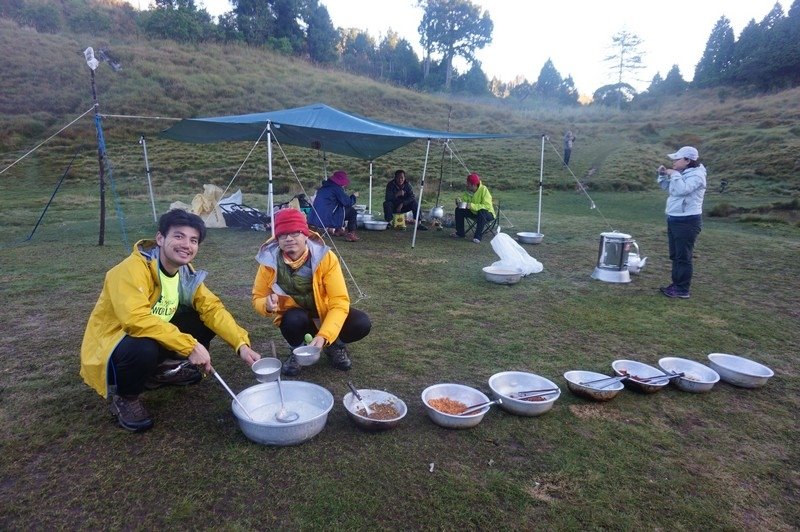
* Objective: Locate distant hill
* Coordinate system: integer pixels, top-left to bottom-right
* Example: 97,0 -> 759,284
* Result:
1,17 -> 798,195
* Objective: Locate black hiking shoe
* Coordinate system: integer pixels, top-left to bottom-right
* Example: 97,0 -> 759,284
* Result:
282,352 -> 301,377
325,343 -> 352,371
109,394 -> 154,432
145,360 -> 202,390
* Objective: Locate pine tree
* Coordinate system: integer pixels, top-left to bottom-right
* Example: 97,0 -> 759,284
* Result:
693,16 -> 734,88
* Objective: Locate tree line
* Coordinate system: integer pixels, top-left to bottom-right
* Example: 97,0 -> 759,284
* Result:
2,0 -> 798,106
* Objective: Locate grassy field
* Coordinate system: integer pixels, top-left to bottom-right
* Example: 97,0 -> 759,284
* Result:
1,14 -> 799,530
0,185 -> 798,529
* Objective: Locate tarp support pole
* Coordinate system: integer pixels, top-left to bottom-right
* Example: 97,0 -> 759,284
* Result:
537,134 -> 545,234
139,135 -> 157,222
368,160 -> 373,214
267,121 -> 274,239
411,139 -> 432,249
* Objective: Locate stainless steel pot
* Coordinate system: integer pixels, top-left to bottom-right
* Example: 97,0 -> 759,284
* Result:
429,206 -> 444,219
232,381 -> 334,445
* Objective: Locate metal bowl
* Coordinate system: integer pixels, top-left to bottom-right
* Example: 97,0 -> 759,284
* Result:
516,232 -> 544,245
482,266 -> 523,285
611,359 -> 670,394
457,201 -> 468,209
343,388 -> 407,432
354,204 -> 367,212
658,357 -> 720,393
292,345 -> 321,366
563,370 -> 624,401
364,220 -> 389,231
707,353 -> 774,388
231,381 -> 334,446
421,383 -> 491,429
488,371 -> 560,417
252,357 -> 281,383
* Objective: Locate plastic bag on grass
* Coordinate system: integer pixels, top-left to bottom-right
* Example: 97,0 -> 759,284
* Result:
489,233 -> 543,275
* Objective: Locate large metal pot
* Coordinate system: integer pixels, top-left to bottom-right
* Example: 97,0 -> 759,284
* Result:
232,381 -> 333,446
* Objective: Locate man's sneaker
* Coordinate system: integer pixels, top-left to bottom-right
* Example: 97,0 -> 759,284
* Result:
472,238 -> 481,244
109,394 -> 154,432
325,343 -> 352,371
145,360 -> 202,390
660,285 -> 690,299
282,352 -> 301,377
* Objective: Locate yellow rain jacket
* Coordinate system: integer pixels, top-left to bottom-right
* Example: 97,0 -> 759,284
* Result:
458,183 -> 495,217
252,232 -> 349,345
80,240 -> 250,398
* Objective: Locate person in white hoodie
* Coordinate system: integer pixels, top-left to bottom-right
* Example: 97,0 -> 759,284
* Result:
656,146 -> 707,299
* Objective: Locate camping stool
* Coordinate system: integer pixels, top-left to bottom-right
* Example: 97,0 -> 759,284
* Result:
465,202 -> 501,239
392,213 -> 407,230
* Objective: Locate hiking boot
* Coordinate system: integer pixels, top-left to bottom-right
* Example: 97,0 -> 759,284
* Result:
145,360 -> 202,390
333,228 -> 347,237
344,232 -> 360,242
282,352 -> 301,377
660,285 -> 690,299
325,343 -> 352,371
109,394 -> 154,432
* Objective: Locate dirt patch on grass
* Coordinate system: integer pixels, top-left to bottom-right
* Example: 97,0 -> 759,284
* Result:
523,473 -> 576,503
568,404 -> 627,422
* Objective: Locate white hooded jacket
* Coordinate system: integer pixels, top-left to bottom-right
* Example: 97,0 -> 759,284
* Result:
658,164 -> 707,216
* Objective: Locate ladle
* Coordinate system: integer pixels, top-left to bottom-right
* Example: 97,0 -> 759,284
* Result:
635,371 -> 685,383
580,375 -> 628,387
347,381 -> 373,417
459,398 -> 502,416
271,341 -> 299,423
211,369 -> 253,421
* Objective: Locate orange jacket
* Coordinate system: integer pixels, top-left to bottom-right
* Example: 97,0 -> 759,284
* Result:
252,232 -> 350,345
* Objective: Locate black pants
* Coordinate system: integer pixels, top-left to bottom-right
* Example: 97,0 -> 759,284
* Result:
343,206 -> 357,232
108,307 -> 213,396
455,208 -> 494,241
667,215 -> 702,292
383,198 -> 418,222
564,148 -> 572,165
279,307 -> 371,348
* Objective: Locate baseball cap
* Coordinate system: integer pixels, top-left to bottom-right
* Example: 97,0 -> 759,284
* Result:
667,146 -> 699,161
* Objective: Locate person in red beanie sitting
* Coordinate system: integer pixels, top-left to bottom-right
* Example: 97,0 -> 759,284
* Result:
451,172 -> 495,244
252,208 -> 372,376
307,170 -> 360,242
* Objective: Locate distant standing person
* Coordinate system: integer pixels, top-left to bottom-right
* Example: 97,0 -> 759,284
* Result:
656,146 -> 707,299
563,130 -> 576,166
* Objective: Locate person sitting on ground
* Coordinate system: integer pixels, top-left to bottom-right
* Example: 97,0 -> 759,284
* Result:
307,170 -> 360,242
80,209 -> 261,433
382,169 -> 426,229
451,172 -> 495,244
252,208 -> 372,377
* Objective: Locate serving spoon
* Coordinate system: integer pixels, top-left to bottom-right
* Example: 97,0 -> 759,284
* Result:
272,341 -> 299,423
458,398 -> 502,416
347,381 -> 373,417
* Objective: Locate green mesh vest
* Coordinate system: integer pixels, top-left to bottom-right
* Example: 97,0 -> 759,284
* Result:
276,256 -> 318,317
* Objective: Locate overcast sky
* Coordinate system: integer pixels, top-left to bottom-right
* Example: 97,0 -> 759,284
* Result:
180,0 -> 783,95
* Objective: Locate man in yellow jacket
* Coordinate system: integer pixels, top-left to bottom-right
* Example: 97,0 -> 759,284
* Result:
252,208 -> 371,376
81,209 -> 261,432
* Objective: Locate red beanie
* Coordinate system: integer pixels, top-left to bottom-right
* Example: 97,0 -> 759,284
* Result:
467,173 -> 481,186
273,208 -> 309,237
330,170 -> 350,186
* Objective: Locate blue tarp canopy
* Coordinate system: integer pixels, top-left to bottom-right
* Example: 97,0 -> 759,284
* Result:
160,102 -> 515,160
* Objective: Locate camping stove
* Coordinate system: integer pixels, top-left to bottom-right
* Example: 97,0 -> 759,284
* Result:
591,231 -> 634,283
